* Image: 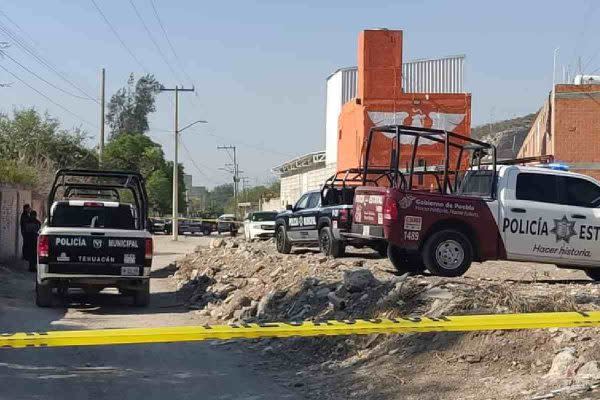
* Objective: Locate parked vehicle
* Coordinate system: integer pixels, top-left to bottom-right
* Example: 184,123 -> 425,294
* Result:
244,211 -> 278,240
217,214 -> 238,235
164,218 -> 216,236
36,169 -> 153,307
274,167 -> 394,257
148,217 -> 167,234
352,124 -> 600,280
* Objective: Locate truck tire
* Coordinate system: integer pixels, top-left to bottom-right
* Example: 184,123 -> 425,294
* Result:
319,226 -> 345,258
276,225 -> 292,254
375,242 -> 388,258
35,280 -> 53,307
133,280 -> 150,307
423,229 -> 472,277
585,269 -> 600,281
388,244 -> 425,274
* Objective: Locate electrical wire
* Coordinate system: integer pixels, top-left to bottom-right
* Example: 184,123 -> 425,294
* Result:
0,50 -> 96,101
148,0 -> 195,86
89,0 -> 148,73
0,20 -> 98,103
179,138 -> 225,184
128,0 -> 183,83
0,63 -> 97,129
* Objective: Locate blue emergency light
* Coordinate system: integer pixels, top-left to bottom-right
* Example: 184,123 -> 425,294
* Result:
541,163 -> 570,171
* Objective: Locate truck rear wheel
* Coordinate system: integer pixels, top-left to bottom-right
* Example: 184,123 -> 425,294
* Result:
423,229 -> 472,277
133,280 -> 150,307
388,244 -> 425,274
585,269 -> 600,281
35,280 -> 53,307
276,225 -> 292,254
319,226 -> 345,258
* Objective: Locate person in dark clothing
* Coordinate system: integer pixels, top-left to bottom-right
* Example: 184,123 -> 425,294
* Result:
24,210 -> 41,272
20,204 -> 31,260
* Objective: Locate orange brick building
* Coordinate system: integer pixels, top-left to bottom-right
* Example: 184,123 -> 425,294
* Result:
337,30 -> 472,172
518,84 -> 600,180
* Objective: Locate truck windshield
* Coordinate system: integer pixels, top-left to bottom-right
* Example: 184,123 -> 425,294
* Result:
457,170 -> 496,198
51,203 -> 136,229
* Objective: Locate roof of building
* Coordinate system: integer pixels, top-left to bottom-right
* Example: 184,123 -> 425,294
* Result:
271,151 -> 326,177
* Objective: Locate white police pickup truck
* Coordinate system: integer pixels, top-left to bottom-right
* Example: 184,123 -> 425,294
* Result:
36,170 -> 153,307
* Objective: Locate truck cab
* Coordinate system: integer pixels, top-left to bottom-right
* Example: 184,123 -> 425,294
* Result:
36,169 -> 153,307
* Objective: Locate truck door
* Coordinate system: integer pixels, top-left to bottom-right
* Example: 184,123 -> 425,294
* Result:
553,175 -> 600,266
287,193 -> 310,241
501,171 -> 565,263
294,192 -> 320,241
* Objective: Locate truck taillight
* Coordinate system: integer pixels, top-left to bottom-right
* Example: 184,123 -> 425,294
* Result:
383,197 -> 398,221
339,208 -> 349,223
145,238 -> 153,259
38,235 -> 49,258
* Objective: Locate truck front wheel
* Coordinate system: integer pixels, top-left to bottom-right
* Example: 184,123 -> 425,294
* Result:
388,244 -> 425,274
275,226 -> 292,254
319,226 -> 345,258
35,280 -> 54,307
423,229 -> 472,277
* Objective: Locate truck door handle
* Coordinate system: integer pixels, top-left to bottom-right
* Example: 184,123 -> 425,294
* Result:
571,214 -> 586,219
511,208 -> 526,213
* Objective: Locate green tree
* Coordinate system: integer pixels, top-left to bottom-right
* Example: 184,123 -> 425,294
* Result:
0,109 -> 97,188
106,74 -> 161,138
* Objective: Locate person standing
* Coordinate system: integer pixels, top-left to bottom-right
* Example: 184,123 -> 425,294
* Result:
20,204 -> 31,260
24,210 -> 41,272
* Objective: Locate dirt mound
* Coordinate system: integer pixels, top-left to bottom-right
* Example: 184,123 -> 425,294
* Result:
173,237 -> 600,399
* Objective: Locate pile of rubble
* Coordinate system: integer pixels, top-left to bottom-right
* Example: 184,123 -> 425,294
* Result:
172,237 -> 600,399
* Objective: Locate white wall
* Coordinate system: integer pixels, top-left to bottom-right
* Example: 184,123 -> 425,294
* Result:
325,71 -> 343,166
280,164 -> 336,206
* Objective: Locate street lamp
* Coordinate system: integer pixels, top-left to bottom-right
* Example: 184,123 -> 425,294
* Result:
172,119 -> 207,241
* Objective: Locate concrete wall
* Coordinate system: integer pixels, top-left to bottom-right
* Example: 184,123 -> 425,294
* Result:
280,164 -> 336,207
260,197 -> 283,212
0,185 -> 44,262
519,84 -> 600,180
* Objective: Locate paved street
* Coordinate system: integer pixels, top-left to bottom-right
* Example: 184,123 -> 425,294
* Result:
0,235 -> 302,400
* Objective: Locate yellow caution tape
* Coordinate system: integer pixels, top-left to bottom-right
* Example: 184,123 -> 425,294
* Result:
2,311 -> 600,349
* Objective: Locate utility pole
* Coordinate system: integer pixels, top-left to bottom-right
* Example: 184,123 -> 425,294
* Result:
99,68 -> 105,165
160,85 -> 195,240
217,145 -> 239,216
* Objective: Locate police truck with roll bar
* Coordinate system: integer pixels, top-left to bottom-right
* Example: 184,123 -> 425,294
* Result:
36,169 -> 153,307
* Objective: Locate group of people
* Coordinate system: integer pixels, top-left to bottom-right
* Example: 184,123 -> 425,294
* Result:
20,204 -> 41,272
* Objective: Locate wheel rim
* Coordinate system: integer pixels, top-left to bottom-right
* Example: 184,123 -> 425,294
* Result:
435,239 -> 464,270
320,231 -> 330,254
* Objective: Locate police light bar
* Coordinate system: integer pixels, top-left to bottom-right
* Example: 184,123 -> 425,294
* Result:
536,163 -> 570,171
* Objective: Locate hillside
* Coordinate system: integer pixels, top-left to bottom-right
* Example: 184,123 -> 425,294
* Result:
472,113 -> 538,159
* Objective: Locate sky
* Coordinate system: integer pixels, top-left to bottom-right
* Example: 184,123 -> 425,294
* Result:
1,0 -> 599,189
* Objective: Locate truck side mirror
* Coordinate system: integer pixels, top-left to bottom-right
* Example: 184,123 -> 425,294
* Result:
286,204 -> 293,211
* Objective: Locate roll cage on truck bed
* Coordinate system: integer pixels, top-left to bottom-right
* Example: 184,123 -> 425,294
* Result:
350,124 -> 591,278
36,169 -> 153,307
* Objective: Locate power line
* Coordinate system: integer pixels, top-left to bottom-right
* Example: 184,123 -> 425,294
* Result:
0,8 -> 39,49
128,0 -> 182,83
89,0 -> 148,73
0,63 -> 97,129
180,138 -> 223,184
148,0 -> 195,86
0,49 -> 96,101
0,19 -> 98,102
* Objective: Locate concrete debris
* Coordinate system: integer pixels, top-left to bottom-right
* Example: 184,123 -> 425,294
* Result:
170,237 -> 600,400
545,348 -> 580,380
343,269 -> 377,293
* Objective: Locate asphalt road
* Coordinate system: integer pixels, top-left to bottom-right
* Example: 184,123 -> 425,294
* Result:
0,234 -> 303,400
